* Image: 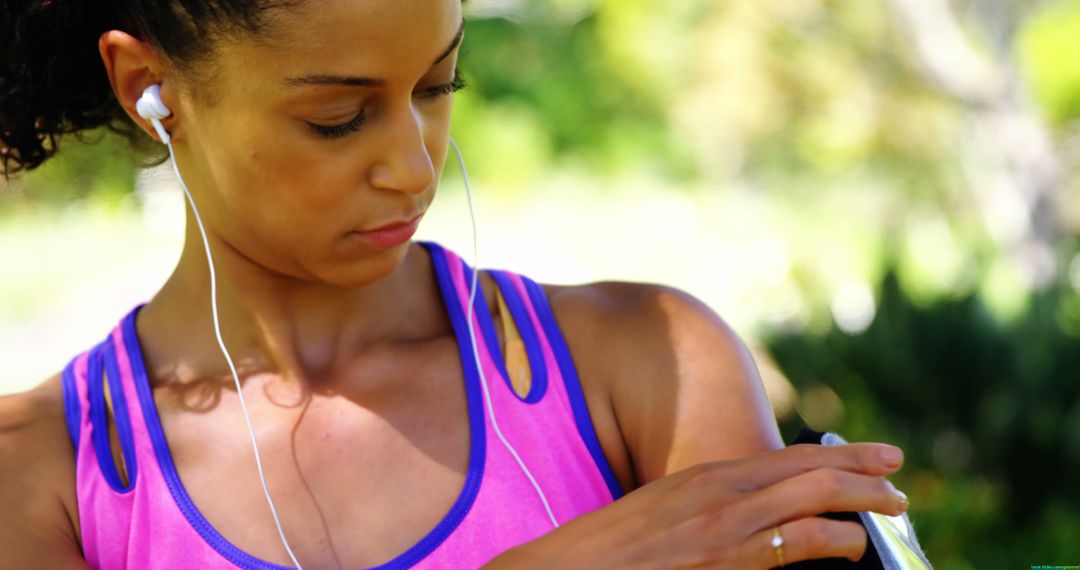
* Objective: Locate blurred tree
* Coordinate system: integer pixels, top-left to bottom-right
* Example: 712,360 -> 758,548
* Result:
0,128 -> 137,212
888,0 -> 1067,293
1019,0 -> 1080,126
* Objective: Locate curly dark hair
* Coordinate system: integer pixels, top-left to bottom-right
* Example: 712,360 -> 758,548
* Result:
0,0 -> 297,180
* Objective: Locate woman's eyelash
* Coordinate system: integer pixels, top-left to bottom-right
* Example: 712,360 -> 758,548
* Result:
422,72 -> 468,98
309,110 -> 368,139
309,70 -> 468,140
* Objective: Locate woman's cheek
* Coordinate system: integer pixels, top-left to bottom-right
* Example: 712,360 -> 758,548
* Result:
290,164 -> 361,214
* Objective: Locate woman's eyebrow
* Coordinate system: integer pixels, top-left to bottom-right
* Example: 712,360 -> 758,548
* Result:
432,18 -> 466,65
283,18 -> 465,88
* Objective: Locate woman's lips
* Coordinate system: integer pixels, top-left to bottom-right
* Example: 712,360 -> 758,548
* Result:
350,214 -> 422,248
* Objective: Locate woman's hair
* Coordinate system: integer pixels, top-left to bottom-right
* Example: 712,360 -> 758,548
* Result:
0,0 -> 296,179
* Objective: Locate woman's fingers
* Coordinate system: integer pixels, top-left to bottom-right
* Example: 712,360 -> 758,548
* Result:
744,518 -> 868,568
699,442 -> 904,494
736,468 -> 908,535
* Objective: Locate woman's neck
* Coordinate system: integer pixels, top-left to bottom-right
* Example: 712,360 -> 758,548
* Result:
135,236 -> 441,396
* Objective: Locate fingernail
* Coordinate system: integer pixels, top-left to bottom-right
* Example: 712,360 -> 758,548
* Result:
880,445 -> 903,468
889,483 -> 907,509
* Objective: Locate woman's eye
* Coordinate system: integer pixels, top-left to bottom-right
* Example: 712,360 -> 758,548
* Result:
418,69 -> 468,100
307,69 -> 467,140
308,110 -> 368,139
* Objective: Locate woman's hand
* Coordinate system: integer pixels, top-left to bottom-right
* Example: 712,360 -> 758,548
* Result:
486,442 -> 908,569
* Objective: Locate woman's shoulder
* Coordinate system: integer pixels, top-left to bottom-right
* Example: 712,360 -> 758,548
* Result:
539,279 -> 749,388
539,280 -> 784,488
538,279 -> 755,409
0,372 -> 71,469
0,373 -> 86,565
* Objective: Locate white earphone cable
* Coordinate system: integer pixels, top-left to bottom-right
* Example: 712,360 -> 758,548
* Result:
163,137 -> 306,570
448,138 -> 559,529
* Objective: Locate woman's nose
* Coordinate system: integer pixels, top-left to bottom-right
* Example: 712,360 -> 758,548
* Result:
368,105 -> 436,195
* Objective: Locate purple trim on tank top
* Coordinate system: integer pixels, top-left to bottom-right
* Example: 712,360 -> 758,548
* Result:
520,276 -> 625,500
87,339 -> 138,493
103,338 -> 140,490
61,356 -> 82,450
118,240 -> 488,569
450,254 -> 512,386
488,270 -> 548,404
121,306 -> 323,570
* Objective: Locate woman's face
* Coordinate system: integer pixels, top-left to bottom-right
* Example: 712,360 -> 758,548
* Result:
173,0 -> 463,286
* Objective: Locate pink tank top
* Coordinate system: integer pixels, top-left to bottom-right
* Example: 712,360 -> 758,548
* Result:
60,240 -> 623,569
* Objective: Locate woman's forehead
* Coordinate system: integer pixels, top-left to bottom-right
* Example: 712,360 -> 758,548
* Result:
235,0 -> 463,84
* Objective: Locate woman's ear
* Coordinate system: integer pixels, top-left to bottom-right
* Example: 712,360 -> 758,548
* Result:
98,30 -> 182,143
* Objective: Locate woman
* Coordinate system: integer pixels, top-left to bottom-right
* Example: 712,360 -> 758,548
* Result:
0,0 -> 911,568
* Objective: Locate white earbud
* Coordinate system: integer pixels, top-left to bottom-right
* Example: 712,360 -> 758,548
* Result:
136,84 -> 173,144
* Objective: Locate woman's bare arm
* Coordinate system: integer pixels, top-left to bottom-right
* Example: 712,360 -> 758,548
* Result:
551,280 -> 784,487
0,375 -> 90,569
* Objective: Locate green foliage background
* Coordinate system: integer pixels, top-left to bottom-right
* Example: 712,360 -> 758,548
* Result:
4,0 -> 1080,567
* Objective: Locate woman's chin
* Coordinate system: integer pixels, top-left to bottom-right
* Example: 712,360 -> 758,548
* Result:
316,244 -> 413,289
